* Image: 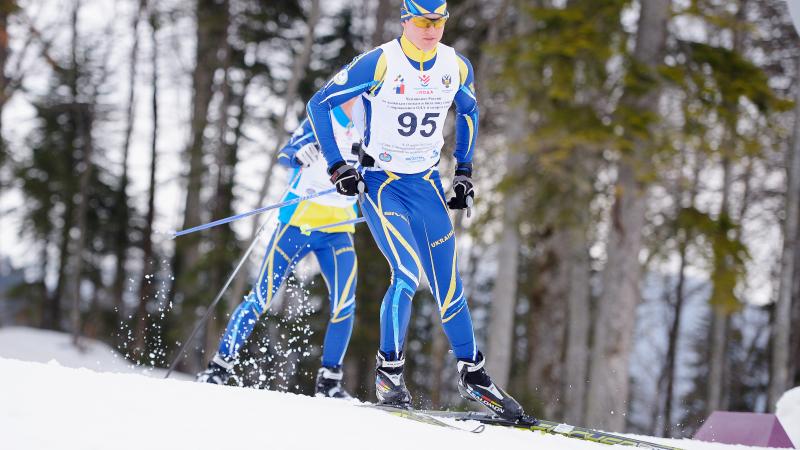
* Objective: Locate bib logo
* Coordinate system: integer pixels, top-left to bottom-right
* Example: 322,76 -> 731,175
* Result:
393,75 -> 405,94
379,152 -> 392,162
441,74 -> 452,89
419,74 -> 431,87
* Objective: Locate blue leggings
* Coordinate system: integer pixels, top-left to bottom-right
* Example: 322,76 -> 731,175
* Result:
217,224 -> 357,368
362,168 -> 478,361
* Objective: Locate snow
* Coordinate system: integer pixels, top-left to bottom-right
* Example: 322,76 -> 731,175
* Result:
0,327 -> 797,449
0,357 -> 791,450
0,326 -> 189,379
777,387 -> 800,447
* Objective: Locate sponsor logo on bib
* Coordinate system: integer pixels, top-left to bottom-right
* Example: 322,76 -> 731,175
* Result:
419,74 -> 431,87
393,75 -> 405,94
379,152 -> 392,162
441,74 -> 452,89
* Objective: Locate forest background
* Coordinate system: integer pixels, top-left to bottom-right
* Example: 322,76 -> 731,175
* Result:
1,0 -> 799,437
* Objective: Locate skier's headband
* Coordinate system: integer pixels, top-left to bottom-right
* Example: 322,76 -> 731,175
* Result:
400,0 -> 448,22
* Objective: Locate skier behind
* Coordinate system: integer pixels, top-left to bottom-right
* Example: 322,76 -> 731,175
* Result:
197,98 -> 362,399
307,0 -> 530,421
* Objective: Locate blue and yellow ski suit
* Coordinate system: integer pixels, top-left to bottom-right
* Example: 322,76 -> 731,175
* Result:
307,35 -> 480,361
217,113 -> 359,368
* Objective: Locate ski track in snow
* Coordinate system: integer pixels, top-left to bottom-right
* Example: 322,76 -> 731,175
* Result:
0,357 -> 792,450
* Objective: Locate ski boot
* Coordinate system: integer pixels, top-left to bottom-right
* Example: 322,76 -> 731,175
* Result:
375,351 -> 412,407
196,354 -> 234,385
457,352 -> 531,423
315,366 -> 353,399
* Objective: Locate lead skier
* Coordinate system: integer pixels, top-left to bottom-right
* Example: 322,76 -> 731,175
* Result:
307,0 -> 529,420
197,99 -> 361,399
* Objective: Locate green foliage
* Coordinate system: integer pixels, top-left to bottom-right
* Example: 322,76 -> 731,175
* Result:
676,207 -> 748,313
0,1 -> 20,15
685,42 -> 792,116
493,0 -> 630,227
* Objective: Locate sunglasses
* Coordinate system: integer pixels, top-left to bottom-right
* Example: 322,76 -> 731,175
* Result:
409,14 -> 448,29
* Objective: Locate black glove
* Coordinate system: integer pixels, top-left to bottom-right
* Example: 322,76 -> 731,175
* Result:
447,164 -> 474,211
329,161 -> 366,196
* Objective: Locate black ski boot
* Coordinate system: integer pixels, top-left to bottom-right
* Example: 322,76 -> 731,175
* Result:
457,352 -> 528,422
315,366 -> 353,399
196,354 -> 234,385
375,351 -> 412,406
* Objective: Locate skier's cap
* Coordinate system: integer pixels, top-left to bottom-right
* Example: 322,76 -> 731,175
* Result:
401,0 -> 448,21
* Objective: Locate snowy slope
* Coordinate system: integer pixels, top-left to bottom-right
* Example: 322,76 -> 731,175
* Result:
777,387 -> 800,447
0,326 -> 189,379
0,358 -> 792,450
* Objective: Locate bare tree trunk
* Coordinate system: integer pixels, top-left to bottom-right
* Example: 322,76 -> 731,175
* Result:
205,18 -> 234,359
562,224 -> 592,424
133,5 -> 160,358
707,155 -> 733,414
487,114 -> 524,386
475,0 -> 511,129
708,0 -> 750,413
430,327 -> 448,407
0,3 -> 9,152
69,0 -> 93,347
769,55 -> 800,410
585,0 -> 670,432
234,0 -> 321,302
485,0 -> 528,386
171,0 -> 229,309
46,207 -> 73,330
370,0 -> 392,47
559,144 -> 598,425
112,0 -> 147,319
661,151 -> 701,435
527,229 -> 570,419
662,242 -> 687,432
793,244 -> 800,387
707,310 -> 729,412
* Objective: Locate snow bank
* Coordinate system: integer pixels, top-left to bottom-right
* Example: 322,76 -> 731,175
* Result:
0,357 -> 780,450
777,387 -> 800,447
0,326 -> 187,379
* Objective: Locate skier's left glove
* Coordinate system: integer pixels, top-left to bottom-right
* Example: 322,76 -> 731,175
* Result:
447,164 -> 474,214
329,161 -> 366,196
294,143 -> 320,168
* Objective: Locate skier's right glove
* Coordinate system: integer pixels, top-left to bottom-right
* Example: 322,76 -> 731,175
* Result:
294,143 -> 320,168
328,161 -> 366,196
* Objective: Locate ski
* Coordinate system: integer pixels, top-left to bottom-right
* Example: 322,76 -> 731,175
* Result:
417,410 -> 683,449
362,404 -> 482,432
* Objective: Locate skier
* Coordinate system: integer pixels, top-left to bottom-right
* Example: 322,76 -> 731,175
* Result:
307,0 -> 529,420
197,98 -> 362,399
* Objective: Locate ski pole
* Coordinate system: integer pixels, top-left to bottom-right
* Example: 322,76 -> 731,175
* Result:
172,187 -> 336,239
164,173 -> 300,379
299,217 -> 366,235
